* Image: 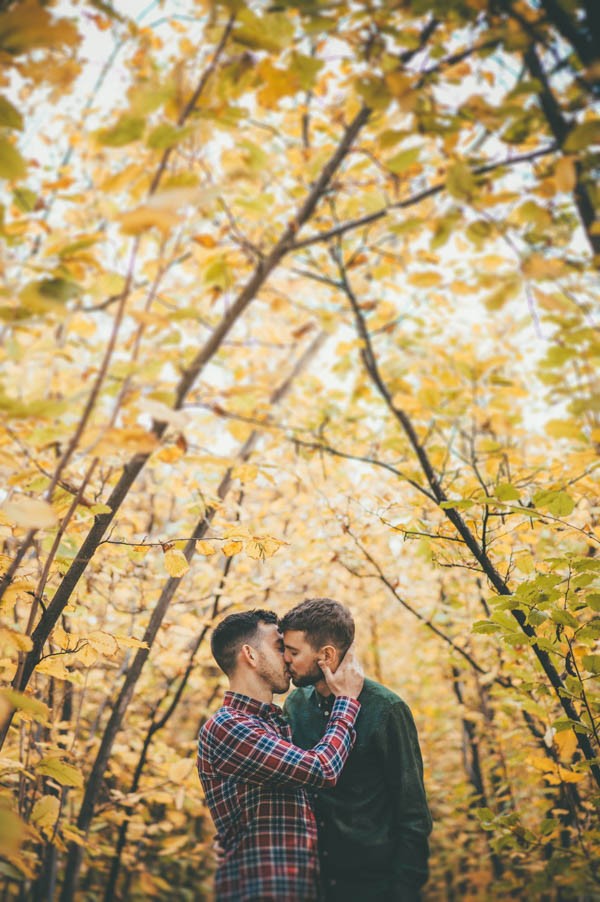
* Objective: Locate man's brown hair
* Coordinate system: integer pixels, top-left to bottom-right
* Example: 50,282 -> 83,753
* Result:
280,598 -> 354,654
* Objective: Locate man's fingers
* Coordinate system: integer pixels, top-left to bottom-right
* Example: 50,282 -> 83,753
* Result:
318,659 -> 331,679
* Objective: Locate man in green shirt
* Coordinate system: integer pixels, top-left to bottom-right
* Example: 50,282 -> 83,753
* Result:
281,598 -> 432,902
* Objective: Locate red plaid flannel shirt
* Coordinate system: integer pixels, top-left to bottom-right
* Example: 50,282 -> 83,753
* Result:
197,690 -> 360,902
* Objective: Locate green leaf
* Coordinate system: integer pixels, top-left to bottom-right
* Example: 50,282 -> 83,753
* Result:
289,52 -> 323,91
0,95 -> 23,130
440,499 -> 474,510
552,717 -> 590,734
354,76 -> 392,111
472,620 -> 500,634
12,187 -> 37,212
533,490 -> 575,517
95,116 -> 145,148
585,593 -> 600,612
571,573 -> 596,589
550,609 -> 579,629
582,654 -> 600,673
466,220 -> 493,246
0,137 -> 26,180
446,161 -> 476,200
36,757 -> 83,788
563,120 -> 600,152
572,559 -> 600,573
204,257 -> 232,289
234,9 -> 294,52
147,124 -> 190,151
496,483 -> 521,501
527,609 -> 549,627
386,147 -> 420,175
37,279 -> 81,302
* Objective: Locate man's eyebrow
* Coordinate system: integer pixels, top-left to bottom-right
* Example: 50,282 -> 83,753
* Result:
283,643 -> 298,652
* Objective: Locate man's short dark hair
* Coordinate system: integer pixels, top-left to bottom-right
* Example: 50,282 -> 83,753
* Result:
280,598 -> 354,654
211,609 -> 278,675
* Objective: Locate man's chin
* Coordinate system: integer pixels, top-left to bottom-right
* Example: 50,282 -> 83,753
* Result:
291,675 -> 319,688
273,677 -> 291,694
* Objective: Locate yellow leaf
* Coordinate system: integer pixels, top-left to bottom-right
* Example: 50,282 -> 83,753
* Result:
118,186 -> 218,235
90,503 -> 112,515
35,658 -> 81,684
557,767 -> 586,783
522,254 -> 567,281
245,535 -> 284,560
407,271 -> 442,288
163,548 -> 189,577
114,635 -> 148,650
223,525 -> 250,539
554,729 -> 577,761
196,540 -> 216,556
527,754 -> 553,773
545,419 -> 585,441
53,627 -> 78,652
156,446 -> 184,464
1,689 -> 49,723
94,426 -> 158,456
118,205 -> 180,236
231,464 -> 258,482
245,540 -> 264,560
545,766 -> 586,785
192,234 -> 216,248
2,496 -> 58,529
0,627 -> 32,652
554,157 -> 576,192
87,630 -> 119,657
78,644 -> 98,667
222,540 -> 243,557
0,0 -> 78,55
168,758 -> 194,783
30,795 -> 59,830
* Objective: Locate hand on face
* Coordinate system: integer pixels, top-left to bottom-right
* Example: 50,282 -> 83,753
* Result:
318,642 -> 364,699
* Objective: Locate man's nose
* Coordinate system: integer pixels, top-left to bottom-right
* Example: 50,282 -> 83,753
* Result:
283,650 -> 292,664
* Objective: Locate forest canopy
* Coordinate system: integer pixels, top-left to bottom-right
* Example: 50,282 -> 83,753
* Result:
0,0 -> 598,898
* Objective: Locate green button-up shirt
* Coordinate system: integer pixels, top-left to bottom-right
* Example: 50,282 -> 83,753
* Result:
283,678 -> 432,902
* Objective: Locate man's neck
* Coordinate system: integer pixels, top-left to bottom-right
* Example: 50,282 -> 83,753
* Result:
314,678 -> 332,698
229,675 -> 273,705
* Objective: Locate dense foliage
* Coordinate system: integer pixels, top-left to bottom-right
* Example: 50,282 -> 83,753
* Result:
0,0 -> 598,898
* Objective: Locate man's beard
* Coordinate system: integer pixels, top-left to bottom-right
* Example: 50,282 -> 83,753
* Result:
292,663 -> 323,688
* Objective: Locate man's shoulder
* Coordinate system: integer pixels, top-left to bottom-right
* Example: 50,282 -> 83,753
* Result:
360,677 -> 409,712
200,702 -> 252,737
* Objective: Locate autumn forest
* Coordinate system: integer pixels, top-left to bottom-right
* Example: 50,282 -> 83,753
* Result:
0,0 -> 598,898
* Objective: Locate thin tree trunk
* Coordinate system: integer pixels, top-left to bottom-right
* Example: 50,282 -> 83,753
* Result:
336,258 -> 600,786
0,106 -> 369,758
59,333 -> 330,900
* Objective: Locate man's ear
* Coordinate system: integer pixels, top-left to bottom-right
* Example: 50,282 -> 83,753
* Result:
319,644 -> 339,668
240,643 -> 257,668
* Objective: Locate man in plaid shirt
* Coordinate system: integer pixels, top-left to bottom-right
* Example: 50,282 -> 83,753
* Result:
197,609 -> 363,902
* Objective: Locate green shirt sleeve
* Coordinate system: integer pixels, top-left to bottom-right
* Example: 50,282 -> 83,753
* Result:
380,700 -> 432,896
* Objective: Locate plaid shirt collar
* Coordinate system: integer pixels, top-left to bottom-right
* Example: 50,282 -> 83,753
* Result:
223,690 -> 283,719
